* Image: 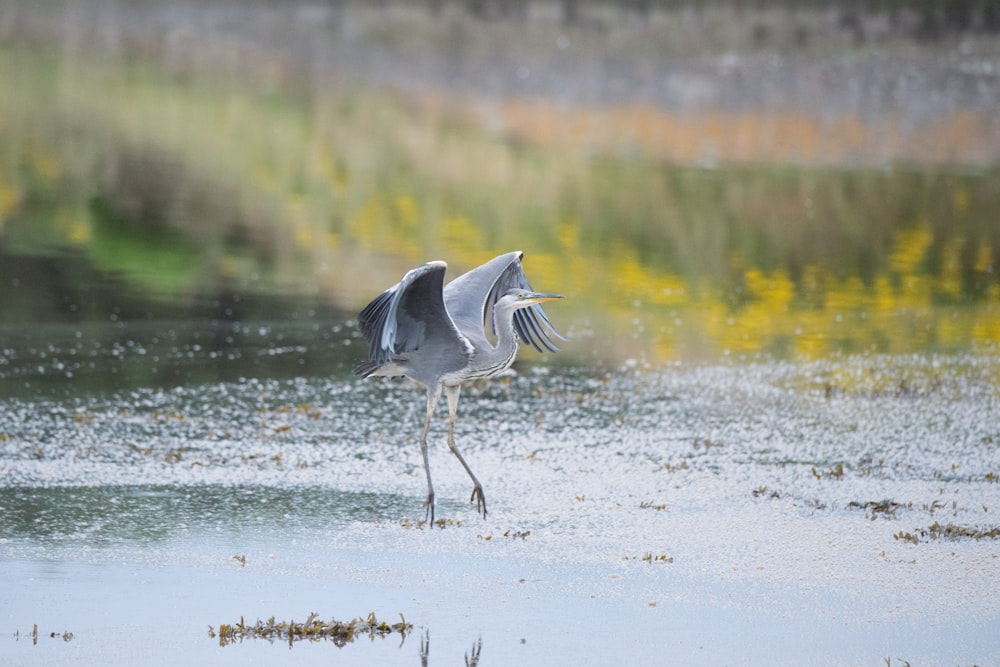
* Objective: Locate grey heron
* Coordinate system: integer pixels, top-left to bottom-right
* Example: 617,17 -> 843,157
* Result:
354,251 -> 565,523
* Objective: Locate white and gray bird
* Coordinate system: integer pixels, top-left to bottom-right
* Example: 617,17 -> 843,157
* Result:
354,251 -> 565,523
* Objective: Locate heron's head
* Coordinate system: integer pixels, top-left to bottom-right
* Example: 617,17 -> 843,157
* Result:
500,288 -> 564,310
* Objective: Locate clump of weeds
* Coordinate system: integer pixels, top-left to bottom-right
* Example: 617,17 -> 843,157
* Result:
17,624 -> 74,644
811,463 -> 845,479
210,611 -> 412,647
478,529 -> 531,541
393,517 -> 462,529
848,499 -> 908,520
641,552 -> 674,563
894,522 -> 1000,544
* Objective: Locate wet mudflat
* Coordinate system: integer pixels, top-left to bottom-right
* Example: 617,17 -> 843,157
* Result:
2,345 -> 999,665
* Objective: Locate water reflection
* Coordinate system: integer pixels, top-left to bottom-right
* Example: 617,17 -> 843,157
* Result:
0,485 -> 411,544
419,632 -> 482,667
211,625 -> 481,665
1,3 -> 997,366
0,250 -> 361,398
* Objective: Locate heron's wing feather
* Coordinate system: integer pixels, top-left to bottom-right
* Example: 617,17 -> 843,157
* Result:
445,251 -> 566,353
357,261 -> 471,367
443,252 -> 521,338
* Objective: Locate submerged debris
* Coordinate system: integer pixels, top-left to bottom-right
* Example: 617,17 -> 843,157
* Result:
210,611 -> 412,647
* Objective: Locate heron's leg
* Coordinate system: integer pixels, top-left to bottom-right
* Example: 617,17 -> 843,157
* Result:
444,384 -> 487,519
419,630 -> 429,667
420,385 -> 441,525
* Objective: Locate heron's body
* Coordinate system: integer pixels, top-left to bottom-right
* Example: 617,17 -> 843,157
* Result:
354,251 -> 564,523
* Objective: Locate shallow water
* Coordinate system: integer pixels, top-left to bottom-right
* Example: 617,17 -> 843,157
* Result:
3,348 -> 999,665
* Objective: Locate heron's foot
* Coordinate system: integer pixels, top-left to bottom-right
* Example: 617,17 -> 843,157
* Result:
419,630 -> 430,666
424,491 -> 435,526
470,485 -> 487,520
465,637 -> 482,666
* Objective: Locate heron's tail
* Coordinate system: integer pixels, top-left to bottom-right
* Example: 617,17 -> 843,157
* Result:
352,360 -> 379,378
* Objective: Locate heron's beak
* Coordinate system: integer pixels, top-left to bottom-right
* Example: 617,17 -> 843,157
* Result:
526,292 -> 564,303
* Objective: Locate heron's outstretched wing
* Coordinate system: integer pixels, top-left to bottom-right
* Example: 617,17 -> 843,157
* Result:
444,251 -> 566,353
356,261 -> 472,370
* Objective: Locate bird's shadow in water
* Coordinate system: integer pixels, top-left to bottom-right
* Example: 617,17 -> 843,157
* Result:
419,631 -> 482,666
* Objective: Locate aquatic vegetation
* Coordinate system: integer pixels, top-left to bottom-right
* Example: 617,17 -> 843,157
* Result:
210,611 -> 412,648
884,658 -> 912,667
16,624 -> 74,644
894,522 -> 1000,544
477,529 -> 531,541
641,553 -> 674,563
811,463 -> 845,480
693,438 -> 726,451
848,499 -> 907,520
393,517 -> 463,530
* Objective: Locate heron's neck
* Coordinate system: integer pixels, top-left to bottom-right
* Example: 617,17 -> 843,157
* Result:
477,304 -> 520,377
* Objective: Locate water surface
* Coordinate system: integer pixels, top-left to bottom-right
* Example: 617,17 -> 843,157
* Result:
3,348 -> 999,665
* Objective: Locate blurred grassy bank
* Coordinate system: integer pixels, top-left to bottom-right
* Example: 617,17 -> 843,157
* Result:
1,1 -> 999,362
